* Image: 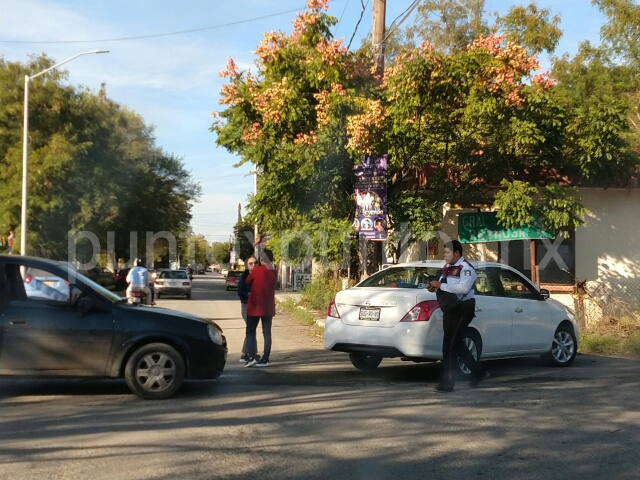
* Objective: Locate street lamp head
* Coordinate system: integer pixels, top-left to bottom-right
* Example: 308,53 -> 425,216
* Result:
93,50 -> 110,54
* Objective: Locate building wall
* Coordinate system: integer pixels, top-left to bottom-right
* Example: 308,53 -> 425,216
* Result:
575,188 -> 640,308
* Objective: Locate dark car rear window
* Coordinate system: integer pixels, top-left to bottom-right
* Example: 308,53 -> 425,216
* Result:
227,271 -> 241,278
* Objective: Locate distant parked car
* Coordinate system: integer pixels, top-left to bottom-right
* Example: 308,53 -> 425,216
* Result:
80,266 -> 116,291
155,269 -> 192,299
225,271 -> 240,291
221,268 -> 229,277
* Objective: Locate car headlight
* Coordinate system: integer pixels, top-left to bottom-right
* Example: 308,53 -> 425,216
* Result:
207,324 -> 224,346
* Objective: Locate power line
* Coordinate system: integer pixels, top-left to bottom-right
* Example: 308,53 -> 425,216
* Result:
347,0 -> 370,51
381,0 -> 421,46
0,2 -> 342,45
334,0 -> 351,36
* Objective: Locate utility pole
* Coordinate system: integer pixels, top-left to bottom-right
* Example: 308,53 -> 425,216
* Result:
253,170 -> 259,257
372,0 -> 386,76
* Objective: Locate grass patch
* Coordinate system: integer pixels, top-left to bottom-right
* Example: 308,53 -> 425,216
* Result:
277,298 -> 316,326
580,332 -> 640,356
300,276 -> 343,311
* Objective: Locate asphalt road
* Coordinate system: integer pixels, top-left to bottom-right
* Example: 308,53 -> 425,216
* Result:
1,274 -> 640,480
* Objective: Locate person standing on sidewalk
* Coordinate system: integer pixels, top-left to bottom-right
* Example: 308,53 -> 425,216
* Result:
428,240 -> 489,392
7,231 -> 15,254
244,248 -> 277,367
237,256 -> 256,363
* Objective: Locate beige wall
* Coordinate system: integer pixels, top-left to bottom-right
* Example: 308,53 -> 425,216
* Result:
576,188 -> 640,282
575,188 -> 640,307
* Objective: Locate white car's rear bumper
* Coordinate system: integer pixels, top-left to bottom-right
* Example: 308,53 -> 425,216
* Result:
324,316 -> 444,359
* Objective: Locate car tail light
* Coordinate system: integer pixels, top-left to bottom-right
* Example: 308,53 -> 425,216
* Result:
24,274 -> 33,284
182,282 -> 190,286
400,300 -> 439,322
327,299 -> 341,318
155,280 -> 163,285
131,291 -> 141,297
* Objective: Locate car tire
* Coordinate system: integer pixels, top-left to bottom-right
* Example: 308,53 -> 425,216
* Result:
542,324 -> 578,367
225,286 -> 229,291
457,329 -> 483,379
186,293 -> 192,300
124,343 -> 186,400
349,352 -> 383,371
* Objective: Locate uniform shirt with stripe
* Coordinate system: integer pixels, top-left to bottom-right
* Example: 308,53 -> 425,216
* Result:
438,256 -> 477,301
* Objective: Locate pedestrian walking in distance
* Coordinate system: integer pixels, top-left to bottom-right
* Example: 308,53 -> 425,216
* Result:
238,256 -> 256,363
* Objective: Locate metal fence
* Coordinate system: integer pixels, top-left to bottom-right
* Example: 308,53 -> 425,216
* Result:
574,280 -> 640,330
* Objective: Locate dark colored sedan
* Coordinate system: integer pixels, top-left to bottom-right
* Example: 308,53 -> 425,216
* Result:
0,255 -> 227,399
80,266 -> 116,291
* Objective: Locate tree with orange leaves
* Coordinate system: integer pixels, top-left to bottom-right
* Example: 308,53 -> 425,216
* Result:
212,0 -> 375,262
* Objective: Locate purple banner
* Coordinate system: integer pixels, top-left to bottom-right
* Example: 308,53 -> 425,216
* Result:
354,155 -> 387,241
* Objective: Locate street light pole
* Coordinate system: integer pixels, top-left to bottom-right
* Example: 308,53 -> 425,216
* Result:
20,49 -> 109,256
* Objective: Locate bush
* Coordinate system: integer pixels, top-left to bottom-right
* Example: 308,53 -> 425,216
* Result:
301,275 -> 343,312
580,331 -> 640,356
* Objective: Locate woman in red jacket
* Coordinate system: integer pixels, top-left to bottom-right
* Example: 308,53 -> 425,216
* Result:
244,248 -> 277,367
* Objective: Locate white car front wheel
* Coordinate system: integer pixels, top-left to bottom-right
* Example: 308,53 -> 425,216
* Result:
543,324 -> 577,367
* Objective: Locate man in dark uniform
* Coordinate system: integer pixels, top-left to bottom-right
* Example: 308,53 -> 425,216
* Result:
428,240 -> 490,392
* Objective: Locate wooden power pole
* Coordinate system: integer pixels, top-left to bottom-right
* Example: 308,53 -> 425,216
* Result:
372,0 -> 386,76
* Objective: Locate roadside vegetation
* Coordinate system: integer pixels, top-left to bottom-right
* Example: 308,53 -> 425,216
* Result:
580,315 -> 640,356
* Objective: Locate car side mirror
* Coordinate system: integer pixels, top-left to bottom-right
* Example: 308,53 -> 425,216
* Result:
539,288 -> 550,300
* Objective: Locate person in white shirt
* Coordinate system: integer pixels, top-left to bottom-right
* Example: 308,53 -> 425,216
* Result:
126,258 -> 151,305
428,240 -> 489,392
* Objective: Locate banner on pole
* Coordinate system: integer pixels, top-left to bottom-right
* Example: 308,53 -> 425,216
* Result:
354,155 -> 387,241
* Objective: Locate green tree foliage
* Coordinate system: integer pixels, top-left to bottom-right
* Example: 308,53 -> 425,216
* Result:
211,241 -> 231,264
407,0 -> 488,52
212,0 -> 373,263
0,55 -> 200,261
495,2 -> 562,55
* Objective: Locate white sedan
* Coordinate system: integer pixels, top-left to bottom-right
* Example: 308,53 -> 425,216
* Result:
324,261 -> 579,373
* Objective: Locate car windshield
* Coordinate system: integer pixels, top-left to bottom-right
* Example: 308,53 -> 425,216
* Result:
60,264 -> 123,303
357,266 -> 441,289
160,270 -> 188,279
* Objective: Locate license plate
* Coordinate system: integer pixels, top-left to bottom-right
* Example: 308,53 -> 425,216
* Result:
359,307 -> 380,321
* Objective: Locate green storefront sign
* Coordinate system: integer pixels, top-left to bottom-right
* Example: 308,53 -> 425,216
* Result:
458,212 -> 553,244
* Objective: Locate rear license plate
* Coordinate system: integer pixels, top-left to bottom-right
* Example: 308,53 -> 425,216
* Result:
359,307 -> 380,321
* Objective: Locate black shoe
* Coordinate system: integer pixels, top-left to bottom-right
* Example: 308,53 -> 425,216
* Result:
435,383 -> 455,393
255,359 -> 270,367
469,371 -> 490,388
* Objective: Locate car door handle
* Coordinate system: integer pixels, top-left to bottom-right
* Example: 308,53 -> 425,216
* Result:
514,308 -> 524,313
475,308 -> 483,312
10,320 -> 27,325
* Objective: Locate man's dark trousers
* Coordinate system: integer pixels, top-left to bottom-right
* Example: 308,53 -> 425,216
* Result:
440,298 -> 486,386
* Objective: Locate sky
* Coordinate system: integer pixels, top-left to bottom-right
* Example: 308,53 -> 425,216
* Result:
0,0 -> 607,244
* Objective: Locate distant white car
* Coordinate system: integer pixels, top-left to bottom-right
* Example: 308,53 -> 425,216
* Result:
23,268 -> 70,302
221,268 -> 229,277
324,261 -> 579,373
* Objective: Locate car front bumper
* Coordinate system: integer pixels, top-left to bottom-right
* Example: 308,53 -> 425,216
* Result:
155,286 -> 191,296
187,337 -> 228,379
